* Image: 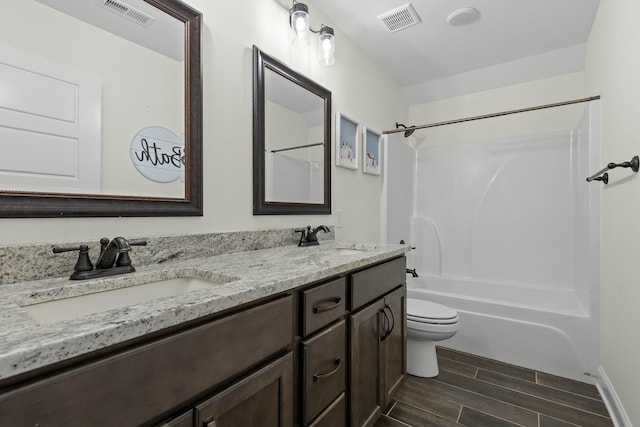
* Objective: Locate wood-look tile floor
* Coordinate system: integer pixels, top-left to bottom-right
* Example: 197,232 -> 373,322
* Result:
375,347 -> 613,427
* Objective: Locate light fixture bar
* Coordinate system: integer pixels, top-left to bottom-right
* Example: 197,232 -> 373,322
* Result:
289,1 -> 336,65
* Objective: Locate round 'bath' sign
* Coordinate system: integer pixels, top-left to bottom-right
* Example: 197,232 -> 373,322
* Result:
130,126 -> 185,183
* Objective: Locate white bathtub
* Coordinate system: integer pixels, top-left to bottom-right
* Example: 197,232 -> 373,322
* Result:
408,275 -> 598,383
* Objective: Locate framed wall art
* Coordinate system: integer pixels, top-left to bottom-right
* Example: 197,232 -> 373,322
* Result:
363,127 -> 383,176
336,112 -> 359,170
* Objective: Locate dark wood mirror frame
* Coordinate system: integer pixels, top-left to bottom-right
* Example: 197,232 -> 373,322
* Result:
253,46 -> 332,215
0,0 -> 202,218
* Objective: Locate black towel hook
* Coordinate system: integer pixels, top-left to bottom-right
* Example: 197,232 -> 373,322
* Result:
586,155 -> 639,184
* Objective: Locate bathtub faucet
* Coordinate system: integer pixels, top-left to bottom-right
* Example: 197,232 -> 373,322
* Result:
406,268 -> 419,278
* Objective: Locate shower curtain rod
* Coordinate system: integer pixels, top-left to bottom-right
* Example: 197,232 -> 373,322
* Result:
383,95 -> 601,136
270,142 -> 323,153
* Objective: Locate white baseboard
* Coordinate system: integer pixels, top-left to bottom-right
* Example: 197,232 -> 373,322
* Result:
596,366 -> 633,427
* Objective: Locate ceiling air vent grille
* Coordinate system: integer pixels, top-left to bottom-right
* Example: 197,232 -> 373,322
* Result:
377,3 -> 422,33
98,0 -> 156,27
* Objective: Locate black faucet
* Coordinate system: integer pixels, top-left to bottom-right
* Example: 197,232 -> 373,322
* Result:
53,237 -> 147,280
295,225 -> 330,247
95,237 -> 132,269
406,268 -> 419,278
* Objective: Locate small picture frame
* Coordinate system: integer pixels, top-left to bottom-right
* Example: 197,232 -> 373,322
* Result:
336,112 -> 360,170
362,127 -> 383,176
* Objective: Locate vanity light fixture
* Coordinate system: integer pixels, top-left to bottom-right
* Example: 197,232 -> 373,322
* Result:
317,25 -> 335,65
290,2 -> 310,47
289,1 -> 336,65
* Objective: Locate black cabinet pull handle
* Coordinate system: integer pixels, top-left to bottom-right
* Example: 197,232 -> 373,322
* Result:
380,309 -> 390,341
385,304 -> 395,336
313,357 -> 342,382
312,297 -> 342,313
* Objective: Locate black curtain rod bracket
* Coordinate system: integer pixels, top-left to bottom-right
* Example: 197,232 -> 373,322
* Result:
586,155 -> 639,184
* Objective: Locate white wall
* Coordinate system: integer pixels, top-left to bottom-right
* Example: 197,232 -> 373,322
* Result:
407,72 -> 587,148
585,1 -> 640,425
0,0 -> 407,245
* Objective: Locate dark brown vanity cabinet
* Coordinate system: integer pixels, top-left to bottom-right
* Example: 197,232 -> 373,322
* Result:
0,295 -> 294,427
299,257 -> 406,427
299,278 -> 348,427
0,255 -> 406,427
349,258 -> 407,427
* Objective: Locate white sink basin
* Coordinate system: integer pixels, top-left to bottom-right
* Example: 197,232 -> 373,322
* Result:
320,248 -> 367,256
20,276 -> 236,324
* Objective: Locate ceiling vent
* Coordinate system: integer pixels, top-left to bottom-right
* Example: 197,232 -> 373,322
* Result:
377,3 -> 422,33
97,0 -> 156,27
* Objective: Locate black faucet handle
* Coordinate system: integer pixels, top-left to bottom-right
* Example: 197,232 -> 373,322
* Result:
129,240 -> 148,247
295,227 -> 309,246
52,244 -> 93,273
53,244 -> 85,254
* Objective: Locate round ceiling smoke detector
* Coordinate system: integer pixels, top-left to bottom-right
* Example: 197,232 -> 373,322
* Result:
446,7 -> 480,26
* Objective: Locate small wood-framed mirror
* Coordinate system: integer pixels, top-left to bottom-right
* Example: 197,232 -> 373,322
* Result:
253,46 -> 331,215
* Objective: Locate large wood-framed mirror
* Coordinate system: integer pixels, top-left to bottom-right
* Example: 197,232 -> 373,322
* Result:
0,0 -> 202,217
253,46 -> 331,215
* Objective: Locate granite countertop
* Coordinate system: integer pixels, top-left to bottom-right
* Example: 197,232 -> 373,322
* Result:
0,241 -> 408,381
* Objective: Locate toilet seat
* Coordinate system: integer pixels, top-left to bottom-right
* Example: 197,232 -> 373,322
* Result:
407,298 -> 458,325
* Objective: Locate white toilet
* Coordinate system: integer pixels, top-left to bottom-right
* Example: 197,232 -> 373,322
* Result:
406,298 -> 459,378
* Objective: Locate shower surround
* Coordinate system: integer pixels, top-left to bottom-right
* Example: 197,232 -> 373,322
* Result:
385,101 -> 600,382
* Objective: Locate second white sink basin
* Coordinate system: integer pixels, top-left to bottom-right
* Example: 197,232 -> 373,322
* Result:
20,276 -> 236,324
320,248 -> 366,256
319,243 -> 378,257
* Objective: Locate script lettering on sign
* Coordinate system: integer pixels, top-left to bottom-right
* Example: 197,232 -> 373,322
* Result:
130,126 -> 184,183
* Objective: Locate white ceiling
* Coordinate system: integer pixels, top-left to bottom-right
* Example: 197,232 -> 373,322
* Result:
312,0 -> 600,103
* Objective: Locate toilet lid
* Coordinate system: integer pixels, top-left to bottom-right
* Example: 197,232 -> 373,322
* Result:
407,298 -> 458,323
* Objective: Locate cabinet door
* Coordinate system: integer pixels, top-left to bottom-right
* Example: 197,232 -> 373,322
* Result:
381,285 -> 406,409
349,299 -> 385,427
195,353 -> 293,427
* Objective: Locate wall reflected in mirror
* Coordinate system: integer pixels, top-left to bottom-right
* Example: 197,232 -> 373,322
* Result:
1,0 -> 185,199
264,67 -> 325,204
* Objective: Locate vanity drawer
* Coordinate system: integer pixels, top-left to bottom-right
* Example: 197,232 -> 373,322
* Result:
302,277 -> 347,336
350,257 -> 406,310
309,392 -> 346,427
301,319 -> 347,425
